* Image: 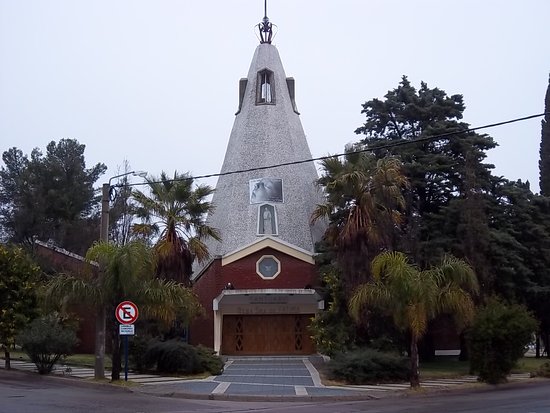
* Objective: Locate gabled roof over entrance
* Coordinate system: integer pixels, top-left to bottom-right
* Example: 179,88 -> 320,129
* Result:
221,236 -> 315,266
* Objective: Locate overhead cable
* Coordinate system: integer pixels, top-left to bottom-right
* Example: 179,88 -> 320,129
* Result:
120,112 -> 548,188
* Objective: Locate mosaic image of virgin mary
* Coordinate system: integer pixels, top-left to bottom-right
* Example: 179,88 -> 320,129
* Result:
249,178 -> 283,204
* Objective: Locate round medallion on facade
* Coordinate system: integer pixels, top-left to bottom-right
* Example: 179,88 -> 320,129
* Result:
256,255 -> 281,279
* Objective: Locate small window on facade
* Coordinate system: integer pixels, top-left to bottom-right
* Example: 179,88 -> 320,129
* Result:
257,204 -> 278,235
257,69 -> 274,104
256,255 -> 281,279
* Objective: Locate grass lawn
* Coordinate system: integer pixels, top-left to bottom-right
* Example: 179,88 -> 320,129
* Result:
512,356 -> 549,373
420,357 -> 470,378
420,356 -> 550,379
6,350 -> 548,381
4,351 -> 112,369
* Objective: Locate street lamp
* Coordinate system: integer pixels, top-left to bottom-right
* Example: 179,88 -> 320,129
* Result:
94,170 -> 147,380
100,171 -> 147,244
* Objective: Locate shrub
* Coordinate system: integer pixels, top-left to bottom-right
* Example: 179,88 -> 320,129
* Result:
309,269 -> 355,357
468,299 -> 538,384
128,335 -> 150,372
143,339 -> 223,375
327,348 -> 409,384
369,335 -> 402,354
309,310 -> 355,357
531,362 -> 550,378
196,345 -> 224,375
145,339 -> 199,374
17,315 -> 78,374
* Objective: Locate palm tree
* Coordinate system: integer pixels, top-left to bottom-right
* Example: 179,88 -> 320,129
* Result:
44,240 -> 201,381
312,150 -> 409,289
349,251 -> 479,388
132,171 -> 220,286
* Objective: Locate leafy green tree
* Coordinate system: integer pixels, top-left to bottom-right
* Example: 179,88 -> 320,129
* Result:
0,244 -> 40,369
349,251 -> 478,388
0,139 -> 106,254
17,314 -> 78,374
354,77 -> 496,281
485,179 -> 550,355
109,173 -> 138,247
44,240 -> 201,381
312,152 -> 408,290
0,148 -> 29,243
132,172 -> 220,286
468,299 -> 538,384
540,74 -> 550,196
309,268 -> 356,356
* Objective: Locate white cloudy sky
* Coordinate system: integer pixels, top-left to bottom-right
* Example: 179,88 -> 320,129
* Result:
1,0 -> 549,192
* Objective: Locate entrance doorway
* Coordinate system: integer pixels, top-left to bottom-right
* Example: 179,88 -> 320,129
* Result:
221,314 -> 315,355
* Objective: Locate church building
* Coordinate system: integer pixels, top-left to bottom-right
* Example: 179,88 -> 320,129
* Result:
189,12 -> 326,356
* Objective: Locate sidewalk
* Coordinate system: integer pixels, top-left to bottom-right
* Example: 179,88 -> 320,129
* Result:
1,360 -> 195,386
1,357 -> 533,400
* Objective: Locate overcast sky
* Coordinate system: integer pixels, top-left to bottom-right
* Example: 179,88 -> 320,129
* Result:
1,0 -> 549,193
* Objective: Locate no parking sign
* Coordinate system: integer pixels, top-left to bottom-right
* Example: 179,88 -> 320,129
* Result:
115,301 -> 139,325
115,301 -> 139,382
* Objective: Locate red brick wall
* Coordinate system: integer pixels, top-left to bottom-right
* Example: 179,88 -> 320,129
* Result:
34,243 -> 95,275
190,247 -> 319,348
34,243 -> 97,353
189,260 -> 222,347
222,247 -> 318,290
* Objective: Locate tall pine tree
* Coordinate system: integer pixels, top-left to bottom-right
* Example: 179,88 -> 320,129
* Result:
540,75 -> 550,196
354,77 -> 496,277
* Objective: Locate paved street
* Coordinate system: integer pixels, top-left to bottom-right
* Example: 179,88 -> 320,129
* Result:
1,367 -> 549,413
2,356 -> 533,400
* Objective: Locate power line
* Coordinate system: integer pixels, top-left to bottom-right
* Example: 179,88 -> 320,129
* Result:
120,112 -> 548,188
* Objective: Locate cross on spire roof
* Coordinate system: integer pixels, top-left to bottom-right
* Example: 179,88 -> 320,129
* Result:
257,0 -> 274,44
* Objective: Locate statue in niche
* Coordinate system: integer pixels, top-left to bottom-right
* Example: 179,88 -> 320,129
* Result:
258,204 -> 277,235
263,207 -> 273,234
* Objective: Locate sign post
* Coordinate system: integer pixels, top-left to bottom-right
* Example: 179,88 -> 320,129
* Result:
115,301 -> 139,381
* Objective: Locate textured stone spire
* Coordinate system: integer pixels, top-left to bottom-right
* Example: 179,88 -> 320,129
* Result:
195,43 -> 325,275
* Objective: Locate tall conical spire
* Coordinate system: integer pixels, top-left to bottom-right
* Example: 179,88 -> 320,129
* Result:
194,33 -> 325,276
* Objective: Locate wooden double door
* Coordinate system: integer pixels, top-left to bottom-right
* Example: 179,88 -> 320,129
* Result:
222,314 -> 315,355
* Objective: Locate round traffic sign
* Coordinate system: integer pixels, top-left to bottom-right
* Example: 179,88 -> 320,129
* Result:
115,301 -> 139,325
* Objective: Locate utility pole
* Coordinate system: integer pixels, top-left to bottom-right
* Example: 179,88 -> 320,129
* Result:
94,172 -> 146,380
93,183 -> 110,380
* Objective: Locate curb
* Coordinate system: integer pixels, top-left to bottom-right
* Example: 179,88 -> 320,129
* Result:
3,361 -> 546,403
133,388 -> 385,402
0,366 -> 133,393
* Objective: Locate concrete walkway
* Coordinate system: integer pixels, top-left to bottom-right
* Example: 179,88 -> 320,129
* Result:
2,357 -> 533,400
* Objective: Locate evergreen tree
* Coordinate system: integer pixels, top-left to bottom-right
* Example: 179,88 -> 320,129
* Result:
354,76 -> 496,291
540,75 -> 550,196
486,178 -> 550,355
0,139 -> 106,254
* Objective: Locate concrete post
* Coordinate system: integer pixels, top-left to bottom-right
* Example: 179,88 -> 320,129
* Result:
94,183 -> 110,380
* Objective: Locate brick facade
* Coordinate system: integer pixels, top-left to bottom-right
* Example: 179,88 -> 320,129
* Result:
190,247 -> 319,349
34,241 -> 97,353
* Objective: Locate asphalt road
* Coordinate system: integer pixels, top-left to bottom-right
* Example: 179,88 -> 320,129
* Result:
1,368 -> 549,413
